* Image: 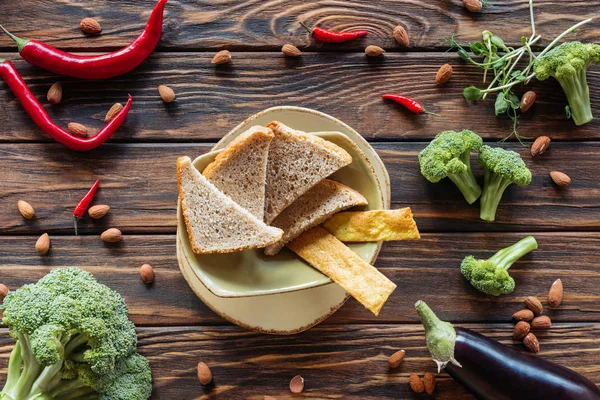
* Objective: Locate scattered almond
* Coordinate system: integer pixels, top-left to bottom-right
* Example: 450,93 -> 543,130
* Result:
523,332 -> 540,353
365,45 -> 385,57
289,375 -> 304,394
47,82 -> 63,104
17,200 -> 35,219
393,26 -> 410,47
513,321 -> 531,340
409,373 -> 425,393
513,309 -> 534,321
104,103 -> 124,123
101,228 -> 122,243
139,264 -> 155,284
282,44 -> 302,57
550,171 -> 571,188
463,0 -> 483,12
435,63 -> 453,84
158,85 -> 176,103
68,122 -> 88,138
548,279 -> 564,308
520,91 -> 537,112
524,296 -> 543,315
80,18 -> 102,35
423,372 -> 436,395
388,349 -> 406,368
0,284 -> 8,302
531,136 -> 550,157
88,204 -> 110,219
212,50 -> 231,65
531,315 -> 552,329
197,362 -> 212,385
36,233 -> 50,255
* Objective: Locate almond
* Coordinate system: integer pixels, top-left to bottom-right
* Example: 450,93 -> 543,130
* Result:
80,18 -> 102,35
550,171 -> 571,188
17,200 -> 35,219
513,321 -> 531,340
197,361 -> 212,385
513,309 -> 534,321
282,44 -> 302,57
524,296 -> 543,315
36,233 -> 50,255
158,85 -> 176,103
463,0 -> 483,12
0,284 -> 8,302
436,63 -> 453,84
68,122 -> 88,138
548,278 -> 563,308
101,228 -> 122,243
88,204 -> 110,219
531,135 -> 550,157
409,373 -> 425,393
531,315 -> 552,329
140,264 -> 155,284
520,91 -> 537,112
365,45 -> 385,57
47,82 -> 63,104
289,375 -> 304,394
523,332 -> 540,353
393,26 -> 410,47
104,103 -> 124,123
212,50 -> 231,65
388,349 -> 406,368
423,372 -> 436,395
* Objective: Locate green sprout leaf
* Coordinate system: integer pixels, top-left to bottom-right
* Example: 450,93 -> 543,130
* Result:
491,36 -> 509,51
494,93 -> 509,115
507,93 -> 520,109
457,49 -> 470,61
464,86 -> 483,101
470,42 -> 486,55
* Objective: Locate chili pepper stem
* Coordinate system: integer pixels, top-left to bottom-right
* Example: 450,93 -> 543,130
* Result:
299,22 -> 313,35
0,24 -> 28,52
422,109 -> 440,117
74,217 -> 79,236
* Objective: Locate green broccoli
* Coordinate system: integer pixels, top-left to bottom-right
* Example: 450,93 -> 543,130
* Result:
0,268 -> 152,400
534,41 -> 600,126
478,145 -> 531,222
461,236 -> 538,296
418,130 -> 483,204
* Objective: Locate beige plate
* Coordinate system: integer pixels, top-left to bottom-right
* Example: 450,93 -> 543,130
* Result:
177,106 -> 391,333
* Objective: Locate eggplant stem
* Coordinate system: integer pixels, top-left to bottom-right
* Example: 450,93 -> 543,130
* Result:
415,300 -> 461,372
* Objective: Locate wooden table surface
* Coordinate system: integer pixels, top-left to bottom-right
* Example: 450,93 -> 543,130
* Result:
1,1 -> 600,399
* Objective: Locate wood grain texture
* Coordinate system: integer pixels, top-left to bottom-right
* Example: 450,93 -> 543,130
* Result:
0,0 -> 598,51
0,233 -> 598,326
0,324 -> 598,399
1,53 -> 600,142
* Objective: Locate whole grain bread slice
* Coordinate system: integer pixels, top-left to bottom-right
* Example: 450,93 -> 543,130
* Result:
177,156 -> 283,254
264,121 -> 352,223
203,126 -> 274,220
264,179 -> 368,255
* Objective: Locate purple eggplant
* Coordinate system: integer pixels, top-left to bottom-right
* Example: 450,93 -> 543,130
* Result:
415,301 -> 600,400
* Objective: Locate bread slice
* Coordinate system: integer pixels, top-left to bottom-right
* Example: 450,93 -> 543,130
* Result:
264,179 -> 368,255
177,156 -> 283,254
264,121 -> 352,223
203,126 -> 274,220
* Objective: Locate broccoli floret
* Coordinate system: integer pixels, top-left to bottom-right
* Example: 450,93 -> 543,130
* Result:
461,236 -> 538,296
0,268 -> 152,400
419,130 -> 483,204
534,41 -> 600,126
478,145 -> 531,222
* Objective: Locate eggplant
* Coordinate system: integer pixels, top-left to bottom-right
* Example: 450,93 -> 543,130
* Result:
415,301 -> 600,400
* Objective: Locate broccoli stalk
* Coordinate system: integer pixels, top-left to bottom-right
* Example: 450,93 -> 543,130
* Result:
461,236 -> 538,296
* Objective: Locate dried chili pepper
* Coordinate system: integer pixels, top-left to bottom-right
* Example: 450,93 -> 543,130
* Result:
0,59 -> 132,151
300,22 -> 367,43
382,94 -> 439,116
0,0 -> 167,80
73,179 -> 100,235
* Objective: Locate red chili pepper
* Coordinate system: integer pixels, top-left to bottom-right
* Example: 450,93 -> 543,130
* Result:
382,94 -> 439,116
0,59 -> 132,151
300,22 -> 367,43
0,0 -> 167,80
73,179 -> 100,235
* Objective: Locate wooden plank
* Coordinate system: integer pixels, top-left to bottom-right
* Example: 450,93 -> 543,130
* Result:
1,53 -> 600,142
0,1 -> 598,51
0,142 -> 598,234
0,233 -> 598,326
0,324 -> 598,399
